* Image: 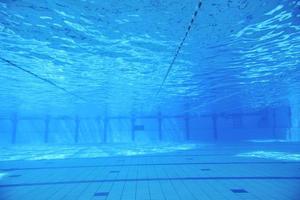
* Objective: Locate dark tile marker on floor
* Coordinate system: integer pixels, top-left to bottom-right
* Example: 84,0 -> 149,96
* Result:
200,168 -> 211,171
1,169 -> 15,172
231,189 -> 248,193
8,175 -> 21,178
94,192 -> 109,197
109,170 -> 120,173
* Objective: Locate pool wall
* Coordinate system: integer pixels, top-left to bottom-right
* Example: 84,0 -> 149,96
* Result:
0,106 -> 292,145
290,100 -> 300,141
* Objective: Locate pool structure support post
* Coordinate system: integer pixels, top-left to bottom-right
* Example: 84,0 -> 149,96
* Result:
44,115 -> 50,143
158,112 -> 162,141
74,116 -> 80,143
212,114 -> 218,141
11,113 -> 18,144
289,99 -> 300,141
272,109 -> 276,139
288,106 -> 292,140
185,114 -> 190,141
131,116 -> 136,142
103,117 -> 108,143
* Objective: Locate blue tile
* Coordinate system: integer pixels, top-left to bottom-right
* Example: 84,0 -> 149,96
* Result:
94,192 -> 109,197
1,177 -> 300,188
134,125 -> 144,131
109,170 -> 120,173
200,168 -> 211,171
0,161 -> 298,171
231,189 -> 248,193
9,175 -> 21,178
1,169 -> 16,172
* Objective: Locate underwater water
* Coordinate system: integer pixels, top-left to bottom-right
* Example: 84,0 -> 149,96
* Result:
0,0 -> 300,199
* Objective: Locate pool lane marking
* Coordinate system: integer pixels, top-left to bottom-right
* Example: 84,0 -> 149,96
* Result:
1,176 -> 300,188
1,161 -> 300,171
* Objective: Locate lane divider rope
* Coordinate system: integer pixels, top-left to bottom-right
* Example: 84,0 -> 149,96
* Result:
155,1 -> 202,97
0,57 -> 87,102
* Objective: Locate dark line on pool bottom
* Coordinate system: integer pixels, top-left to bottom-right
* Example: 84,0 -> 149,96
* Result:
1,161 -> 300,171
1,177 -> 300,188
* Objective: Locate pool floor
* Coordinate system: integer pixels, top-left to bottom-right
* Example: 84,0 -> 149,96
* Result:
0,142 -> 300,200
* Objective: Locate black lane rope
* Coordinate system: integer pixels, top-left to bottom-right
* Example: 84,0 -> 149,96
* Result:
0,57 -> 87,102
155,1 -> 202,97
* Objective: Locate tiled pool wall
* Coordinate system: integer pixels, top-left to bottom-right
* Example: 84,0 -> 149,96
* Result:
0,106 -> 293,145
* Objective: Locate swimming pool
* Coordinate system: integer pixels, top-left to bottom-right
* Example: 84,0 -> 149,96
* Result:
0,0 -> 299,199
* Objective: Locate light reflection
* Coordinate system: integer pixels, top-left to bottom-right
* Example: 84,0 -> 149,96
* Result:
0,173 -> 6,180
238,151 -> 300,161
249,139 -> 290,143
0,143 -> 198,161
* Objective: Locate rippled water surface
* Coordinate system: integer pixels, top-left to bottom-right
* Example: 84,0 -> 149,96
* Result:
0,0 -> 299,116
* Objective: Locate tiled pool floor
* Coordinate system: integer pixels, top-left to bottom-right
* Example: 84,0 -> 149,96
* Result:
0,143 -> 300,200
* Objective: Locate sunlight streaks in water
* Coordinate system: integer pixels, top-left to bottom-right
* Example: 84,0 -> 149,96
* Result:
238,151 -> 300,161
0,144 -> 199,161
0,0 -> 299,115
0,173 -> 6,180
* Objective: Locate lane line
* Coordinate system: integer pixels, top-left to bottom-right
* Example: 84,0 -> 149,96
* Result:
1,176 -> 300,188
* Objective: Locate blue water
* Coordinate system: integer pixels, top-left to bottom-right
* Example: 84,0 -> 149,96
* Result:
0,0 -> 299,116
0,0 -> 299,141
0,0 -> 300,199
